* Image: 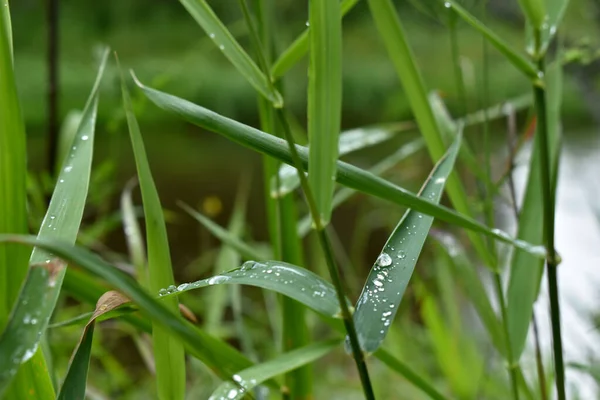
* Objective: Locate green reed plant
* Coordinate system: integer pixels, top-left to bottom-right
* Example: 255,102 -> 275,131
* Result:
0,0 -> 578,399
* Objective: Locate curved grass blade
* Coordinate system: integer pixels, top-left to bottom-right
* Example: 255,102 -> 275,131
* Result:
56,291 -> 129,400
133,80 -> 547,258
179,0 -> 282,107
161,260 -> 345,318
178,202 -> 268,261
0,0 -> 13,61
431,230 -> 505,356
441,1 -> 538,80
121,179 -> 147,284
374,349 -> 449,400
120,67 -> 186,399
0,235 -> 256,381
271,0 -> 359,78
208,339 -> 340,400
506,61 -> 563,361
365,0 -> 499,268
351,131 -> 461,353
297,137 -> 425,236
0,49 -> 108,395
274,122 -> 414,198
308,0 -> 343,225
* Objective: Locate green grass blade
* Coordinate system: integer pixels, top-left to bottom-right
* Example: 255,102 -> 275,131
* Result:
0,0 -> 12,62
179,0 -> 282,107
56,291 -> 129,400
506,61 -> 563,361
431,231 -> 505,357
121,180 -> 147,285
517,0 -> 546,30
161,260 -> 346,318
307,0 -> 343,225
120,69 -> 186,399
274,122 -> 414,198
297,138 -> 425,236
207,339 -> 340,400
351,131 -> 461,353
374,349 -> 449,400
0,49 -> 108,396
179,202 -> 268,261
0,0 -> 28,329
0,235 -> 257,381
204,185 -> 248,334
270,0 -> 359,78
134,80 -> 547,257
366,0 -> 499,268
441,1 -> 538,80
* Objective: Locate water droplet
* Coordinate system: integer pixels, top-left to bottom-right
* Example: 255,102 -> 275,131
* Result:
376,253 -> 392,267
537,71 -> 544,79
63,165 -> 72,173
232,374 -> 242,383
167,285 -> 176,293
444,1 -> 451,8
305,21 -> 310,26
549,25 -> 557,35
227,389 -> 238,399
240,261 -> 256,271
81,135 -> 89,141
209,33 -> 215,39
373,280 -> 383,287
435,177 -> 446,184
177,283 -> 189,291
59,179 -> 64,183
50,215 -> 55,220
397,251 -> 406,260
219,45 -> 225,50
158,288 -> 167,296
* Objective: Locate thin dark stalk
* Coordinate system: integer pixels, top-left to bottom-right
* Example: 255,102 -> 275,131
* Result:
533,29 -> 565,400
47,0 -> 59,176
276,110 -> 375,400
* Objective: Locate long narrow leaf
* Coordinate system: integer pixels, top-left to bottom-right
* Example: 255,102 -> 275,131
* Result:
161,260 -> 346,318
56,291 -> 130,400
208,339 -> 340,400
120,69 -> 186,399
506,61 -> 563,361
0,235 -> 256,382
271,0 -> 359,78
352,131 -> 461,353
441,1 -> 538,80
0,50 -> 108,395
366,0 -> 499,268
179,0 -> 282,106
308,0 -> 343,225
132,79 -> 546,257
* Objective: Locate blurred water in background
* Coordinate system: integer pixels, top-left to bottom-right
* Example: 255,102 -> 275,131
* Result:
509,131 -> 600,398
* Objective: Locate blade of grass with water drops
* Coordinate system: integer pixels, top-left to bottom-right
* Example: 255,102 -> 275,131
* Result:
0,235 -> 258,381
56,291 -> 129,400
506,60 -> 563,362
307,0 -> 343,225
207,339 -> 340,400
161,260 -> 345,318
179,0 -> 282,107
120,68 -> 186,400
367,0 -> 500,269
0,49 -> 108,396
351,131 -> 461,353
273,121 -> 415,198
440,1 -> 538,80
133,80 -> 547,257
270,0 -> 359,79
